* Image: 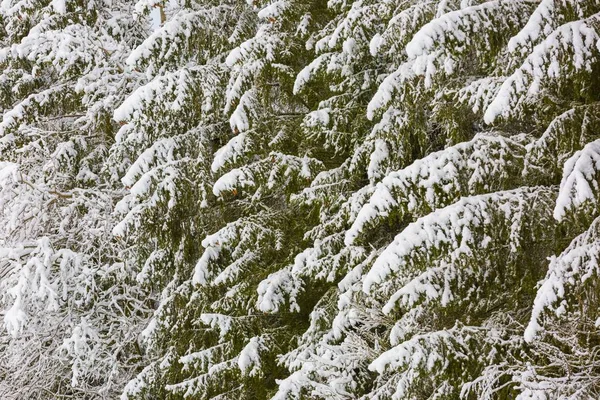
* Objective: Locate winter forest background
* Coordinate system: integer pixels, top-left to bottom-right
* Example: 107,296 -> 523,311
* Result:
1,0 -> 600,398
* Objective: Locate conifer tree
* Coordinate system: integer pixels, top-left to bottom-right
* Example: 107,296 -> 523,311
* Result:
267,0 -> 600,398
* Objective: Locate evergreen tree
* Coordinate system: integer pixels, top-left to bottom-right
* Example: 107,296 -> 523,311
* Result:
268,0 -> 600,398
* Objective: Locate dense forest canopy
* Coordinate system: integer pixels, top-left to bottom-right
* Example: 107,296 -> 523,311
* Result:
1,0 -> 600,399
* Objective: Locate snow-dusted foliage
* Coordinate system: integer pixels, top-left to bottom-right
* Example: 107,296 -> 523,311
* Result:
527,214 -> 600,342
0,0 -> 151,397
485,12 -> 600,124
115,0 -> 334,398
4,0 -> 600,398
346,133 -> 529,246
264,0 -> 600,398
